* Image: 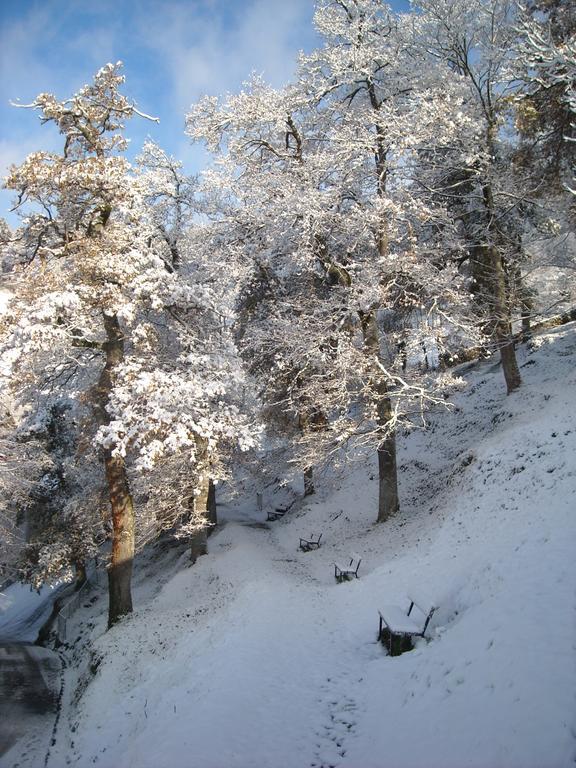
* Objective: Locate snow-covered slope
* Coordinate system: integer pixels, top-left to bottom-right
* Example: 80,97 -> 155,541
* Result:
41,324 -> 576,767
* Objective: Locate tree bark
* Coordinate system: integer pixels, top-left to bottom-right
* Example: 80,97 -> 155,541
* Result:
378,432 -> 399,523
190,486 -> 209,562
303,466 -> 315,496
375,380 -> 400,522
482,122 -> 521,395
105,451 -> 134,626
207,479 -> 217,534
360,310 -> 400,522
515,266 -> 533,339
74,561 -> 87,590
365,100 -> 400,521
189,436 -> 210,562
485,237 -> 522,394
92,313 -> 135,628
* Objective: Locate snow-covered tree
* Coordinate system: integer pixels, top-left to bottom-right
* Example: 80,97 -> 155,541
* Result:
3,64 -> 254,626
415,0 -> 525,393
187,1 -> 481,522
136,141 -> 198,271
513,1 -> 575,198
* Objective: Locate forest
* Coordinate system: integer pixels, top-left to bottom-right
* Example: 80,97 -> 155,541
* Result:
1,0 -> 574,635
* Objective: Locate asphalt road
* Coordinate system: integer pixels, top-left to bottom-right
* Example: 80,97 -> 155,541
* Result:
0,643 -> 61,764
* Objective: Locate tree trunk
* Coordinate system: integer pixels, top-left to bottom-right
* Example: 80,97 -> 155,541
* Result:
376,384 -> 400,523
482,123 -> 521,395
360,310 -> 400,522
105,451 -> 134,627
190,480 -> 209,562
362,110 -> 400,521
515,267 -> 532,339
190,436 -> 210,562
206,479 -> 217,534
92,313 -> 135,629
74,561 -> 87,590
487,241 -> 522,394
303,466 -> 315,496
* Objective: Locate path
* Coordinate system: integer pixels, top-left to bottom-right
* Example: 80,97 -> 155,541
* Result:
0,643 -> 62,767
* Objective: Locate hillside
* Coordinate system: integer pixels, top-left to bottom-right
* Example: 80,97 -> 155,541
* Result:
10,323 -> 576,768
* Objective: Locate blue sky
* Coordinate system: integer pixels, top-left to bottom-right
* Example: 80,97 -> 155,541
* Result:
0,0 -> 410,225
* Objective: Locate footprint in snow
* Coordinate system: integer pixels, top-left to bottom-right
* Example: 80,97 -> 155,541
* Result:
311,674 -> 360,767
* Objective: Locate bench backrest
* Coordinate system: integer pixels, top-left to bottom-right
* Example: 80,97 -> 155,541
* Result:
407,593 -> 438,635
348,556 -> 361,573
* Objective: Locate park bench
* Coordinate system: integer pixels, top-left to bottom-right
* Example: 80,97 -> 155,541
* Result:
334,555 -> 361,582
378,592 -> 438,656
299,533 -> 322,552
267,508 -> 287,522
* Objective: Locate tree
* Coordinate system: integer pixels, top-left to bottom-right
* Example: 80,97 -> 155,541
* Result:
513,1 -> 575,198
293,0 -> 479,520
3,64 -> 254,626
416,0 -> 524,393
188,2 -> 480,522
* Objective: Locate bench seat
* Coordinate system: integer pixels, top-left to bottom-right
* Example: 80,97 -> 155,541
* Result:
378,605 -> 422,635
335,561 -> 353,573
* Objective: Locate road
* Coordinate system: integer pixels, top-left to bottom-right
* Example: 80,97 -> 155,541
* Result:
0,582 -> 66,767
0,643 -> 62,766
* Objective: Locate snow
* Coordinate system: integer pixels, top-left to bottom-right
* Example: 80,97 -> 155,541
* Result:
378,604 -> 423,634
0,581 -> 65,643
9,324 -> 576,768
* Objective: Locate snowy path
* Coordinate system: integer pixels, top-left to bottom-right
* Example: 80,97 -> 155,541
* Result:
0,644 -> 61,768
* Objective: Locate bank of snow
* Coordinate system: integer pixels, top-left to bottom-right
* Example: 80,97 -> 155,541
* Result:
0,582 -> 66,643
55,324 -> 576,768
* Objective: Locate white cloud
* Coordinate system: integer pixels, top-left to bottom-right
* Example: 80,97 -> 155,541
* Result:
0,0 -> 318,222
137,0 -> 316,112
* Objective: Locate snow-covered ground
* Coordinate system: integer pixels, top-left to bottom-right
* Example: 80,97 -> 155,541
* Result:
0,582 -> 66,643
10,323 -> 576,768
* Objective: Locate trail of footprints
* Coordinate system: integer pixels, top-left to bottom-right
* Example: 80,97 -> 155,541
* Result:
311,672 -> 359,768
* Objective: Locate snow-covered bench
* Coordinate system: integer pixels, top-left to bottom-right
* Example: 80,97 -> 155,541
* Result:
299,533 -> 322,552
267,508 -> 287,522
334,554 -> 361,582
378,592 -> 438,656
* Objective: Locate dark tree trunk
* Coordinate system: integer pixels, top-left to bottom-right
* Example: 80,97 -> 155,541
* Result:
360,310 -> 400,523
190,436 -> 210,562
74,561 -> 87,590
189,483 -> 208,561
487,241 -> 522,394
92,313 -> 135,629
207,479 -> 217,535
482,123 -> 521,395
303,466 -> 315,496
376,384 -> 400,523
